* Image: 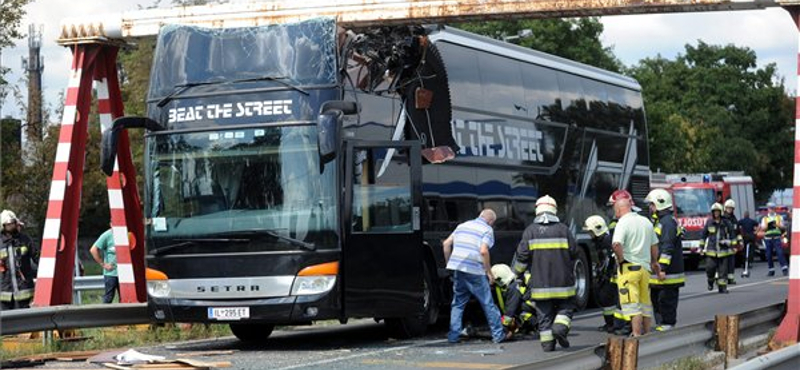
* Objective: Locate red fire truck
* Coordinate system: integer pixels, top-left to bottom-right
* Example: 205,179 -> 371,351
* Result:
667,173 -> 755,270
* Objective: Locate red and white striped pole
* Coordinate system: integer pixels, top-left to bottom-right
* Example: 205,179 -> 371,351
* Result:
94,49 -> 146,303
773,5 -> 800,346
33,46 -> 99,306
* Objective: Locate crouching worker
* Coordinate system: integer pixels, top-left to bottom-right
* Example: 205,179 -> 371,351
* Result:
513,195 -> 577,352
584,215 -> 618,333
491,264 -> 535,338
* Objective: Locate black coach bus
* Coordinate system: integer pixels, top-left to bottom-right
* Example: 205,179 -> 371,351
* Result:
102,18 -> 649,342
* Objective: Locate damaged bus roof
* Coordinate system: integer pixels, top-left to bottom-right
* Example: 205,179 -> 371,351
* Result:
426,25 -> 641,92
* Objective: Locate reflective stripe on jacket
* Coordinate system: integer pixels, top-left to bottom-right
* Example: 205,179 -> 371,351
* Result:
650,212 -> 685,287
512,215 -> 577,300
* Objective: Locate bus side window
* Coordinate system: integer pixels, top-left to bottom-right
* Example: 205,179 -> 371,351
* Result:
515,201 -> 536,226
481,200 -> 510,231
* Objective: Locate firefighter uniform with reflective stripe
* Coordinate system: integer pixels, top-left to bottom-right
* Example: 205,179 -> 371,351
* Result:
493,273 -> 536,332
649,210 -> 684,329
591,231 -> 618,332
722,212 -> 740,284
1,231 -> 37,309
761,213 -> 789,275
513,213 -> 577,352
700,214 -> 735,293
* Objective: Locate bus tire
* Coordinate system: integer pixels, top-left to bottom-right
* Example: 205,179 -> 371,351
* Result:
385,263 -> 436,338
573,247 -> 590,311
230,323 -> 274,343
685,256 -> 700,271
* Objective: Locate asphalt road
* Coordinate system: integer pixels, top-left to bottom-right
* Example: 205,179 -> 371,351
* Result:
32,261 -> 789,370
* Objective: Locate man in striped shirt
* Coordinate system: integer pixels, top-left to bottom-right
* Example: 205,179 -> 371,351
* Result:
443,209 -> 506,343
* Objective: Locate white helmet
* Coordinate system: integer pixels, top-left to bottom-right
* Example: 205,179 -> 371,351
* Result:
491,264 -> 516,287
645,189 -> 673,211
535,195 -> 557,215
711,203 -> 724,212
724,199 -> 736,209
1,210 -> 18,225
583,215 -> 608,237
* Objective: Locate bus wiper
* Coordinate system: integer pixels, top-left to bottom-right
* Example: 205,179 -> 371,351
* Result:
156,79 -> 226,108
156,75 -> 308,108
150,238 -> 250,256
151,241 -> 196,256
215,229 -> 316,251
229,75 -> 309,96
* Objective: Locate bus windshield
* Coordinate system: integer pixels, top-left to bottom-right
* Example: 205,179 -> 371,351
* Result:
146,125 -> 337,247
673,188 -> 715,218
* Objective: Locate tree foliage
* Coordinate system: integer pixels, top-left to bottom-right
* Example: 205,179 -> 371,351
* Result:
456,18 -> 621,72
628,41 -> 794,200
0,0 -> 31,87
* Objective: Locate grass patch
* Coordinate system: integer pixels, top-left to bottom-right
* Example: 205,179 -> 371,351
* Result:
655,356 -> 709,370
1,324 -> 232,361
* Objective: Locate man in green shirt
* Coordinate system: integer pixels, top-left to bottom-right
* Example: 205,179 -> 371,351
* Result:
610,190 -> 662,337
90,227 -> 118,303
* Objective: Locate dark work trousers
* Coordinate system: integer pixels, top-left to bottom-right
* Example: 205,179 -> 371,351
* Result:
764,238 -> 789,273
534,298 -> 576,349
705,256 -> 728,290
651,286 -> 680,326
103,275 -> 120,304
726,253 -> 736,282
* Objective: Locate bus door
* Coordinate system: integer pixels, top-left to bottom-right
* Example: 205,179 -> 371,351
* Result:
343,140 -> 423,318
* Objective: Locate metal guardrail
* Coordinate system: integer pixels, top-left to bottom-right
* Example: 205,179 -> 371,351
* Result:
511,302 -> 785,370
728,342 -> 800,370
0,303 -> 149,336
74,275 -> 105,292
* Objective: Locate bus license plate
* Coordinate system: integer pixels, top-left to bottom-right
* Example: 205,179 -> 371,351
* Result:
208,307 -> 250,320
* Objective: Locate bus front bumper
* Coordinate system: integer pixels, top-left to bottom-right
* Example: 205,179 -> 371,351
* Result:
147,292 -> 339,324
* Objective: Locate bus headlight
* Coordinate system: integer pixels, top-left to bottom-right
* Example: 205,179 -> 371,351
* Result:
291,276 -> 336,296
147,281 -> 171,298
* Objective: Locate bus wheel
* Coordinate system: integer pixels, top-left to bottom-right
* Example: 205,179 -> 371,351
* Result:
385,263 -> 436,338
573,248 -> 590,310
230,323 -> 274,343
685,257 -> 700,271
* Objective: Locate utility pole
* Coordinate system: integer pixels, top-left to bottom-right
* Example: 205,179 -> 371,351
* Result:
22,24 -> 44,143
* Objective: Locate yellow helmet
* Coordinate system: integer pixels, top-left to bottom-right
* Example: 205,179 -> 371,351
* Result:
645,189 -> 673,211
535,195 -> 557,215
711,203 -> 724,212
583,215 -> 609,237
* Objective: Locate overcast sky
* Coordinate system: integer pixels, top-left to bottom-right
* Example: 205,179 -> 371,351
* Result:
0,1 -> 797,118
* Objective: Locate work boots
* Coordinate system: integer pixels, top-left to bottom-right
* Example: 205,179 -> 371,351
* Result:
707,280 -> 714,291
718,285 -> 728,294
552,324 -> 570,349
541,340 -> 556,352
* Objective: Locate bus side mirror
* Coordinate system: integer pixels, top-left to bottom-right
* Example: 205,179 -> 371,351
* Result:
317,101 -> 360,165
317,111 -> 341,165
101,116 -> 165,176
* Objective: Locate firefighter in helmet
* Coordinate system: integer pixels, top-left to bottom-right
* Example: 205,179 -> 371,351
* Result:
490,263 -> 535,338
700,203 -> 735,293
645,189 -> 685,331
1,210 -> 37,310
583,215 -> 617,333
722,199 -> 741,285
512,195 -> 577,352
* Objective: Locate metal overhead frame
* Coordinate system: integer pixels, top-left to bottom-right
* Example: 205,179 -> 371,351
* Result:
57,1 -> 779,42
